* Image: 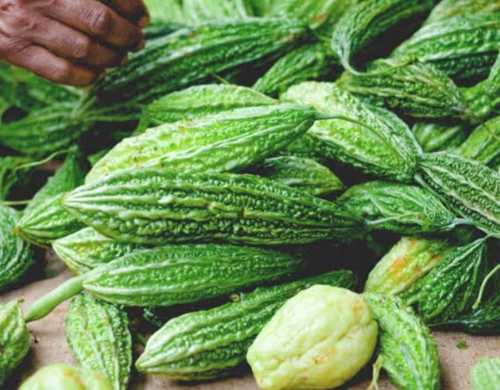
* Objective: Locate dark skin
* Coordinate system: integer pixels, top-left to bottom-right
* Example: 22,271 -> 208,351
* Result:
0,0 -> 148,86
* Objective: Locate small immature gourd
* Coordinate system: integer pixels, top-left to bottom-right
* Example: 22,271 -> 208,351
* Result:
247,286 -> 377,390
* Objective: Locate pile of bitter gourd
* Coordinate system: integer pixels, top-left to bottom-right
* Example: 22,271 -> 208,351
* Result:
0,0 -> 499,389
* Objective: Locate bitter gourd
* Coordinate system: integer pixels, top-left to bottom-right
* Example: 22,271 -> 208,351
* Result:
413,122 -> 467,153
16,151 -> 87,245
337,60 -> 468,120
364,293 -> 440,390
457,116 -> 500,167
265,0 -> 340,29
137,84 -> 277,133
53,228 -> 145,275
65,293 -> 132,390
144,0 -> 186,24
26,244 -> 304,320
135,270 -> 356,380
0,301 -> 30,386
416,152 -> 500,237
0,206 -> 34,291
86,104 -> 318,184
336,180 -> 459,234
92,18 -> 308,113
255,156 -> 343,196
0,156 -> 33,200
65,170 -> 358,245
364,237 -> 454,295
392,14 -> 500,83
425,0 -> 500,25
254,42 -> 339,98
401,238 -> 488,325
282,82 -> 421,182
0,104 -> 91,157
182,0 -> 253,25
331,0 -> 435,72
471,357 -> 500,390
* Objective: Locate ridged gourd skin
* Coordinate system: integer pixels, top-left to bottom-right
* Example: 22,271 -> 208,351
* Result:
330,0 -> 435,72
337,60 -> 468,120
83,244 -> 304,307
0,206 -> 34,291
65,170 -> 358,245
364,237 -> 454,295
457,115 -> 500,167
336,180 -> 459,234
364,293 -> 441,390
412,122 -> 467,153
471,358 -> 500,390
256,156 -> 344,196
53,228 -> 145,275
182,0 -> 253,25
143,22 -> 185,43
137,84 -> 277,133
400,238 -> 488,325
0,104 -> 90,157
254,43 -> 339,97
416,152 -> 500,237
86,104 -> 319,184
0,301 -> 30,386
92,18 -> 308,108
135,270 -> 356,380
144,0 -> 186,24
0,156 -> 33,200
424,0 -> 500,25
392,14 -> 500,83
437,292 -> 500,334
282,82 -> 421,182
16,152 -> 87,246
265,0 -> 340,29
65,293 -> 132,390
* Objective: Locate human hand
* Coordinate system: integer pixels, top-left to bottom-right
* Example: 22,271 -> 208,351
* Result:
0,0 -> 148,86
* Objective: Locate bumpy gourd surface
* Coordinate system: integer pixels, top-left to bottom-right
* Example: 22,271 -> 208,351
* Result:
254,43 -> 338,97
136,270 -> 356,380
457,115 -> 500,166
258,156 -> 344,196
65,294 -> 132,390
53,228 -> 145,274
364,293 -> 440,390
331,0 -> 435,71
416,152 -> 500,237
0,105 -> 90,157
282,82 -> 421,182
247,286 -> 377,390
0,206 -> 34,291
65,170 -> 357,245
401,238 -> 488,324
364,237 -> 454,295
94,18 -> 308,106
337,60 -> 467,120
19,363 -> 113,390
392,14 -> 500,82
424,0 -> 500,25
266,0 -> 339,29
138,84 -> 277,132
86,104 -> 317,183
413,122 -> 466,153
82,244 -> 303,306
336,180 -> 458,234
182,0 -> 252,25
0,301 -> 30,386
471,357 -> 500,390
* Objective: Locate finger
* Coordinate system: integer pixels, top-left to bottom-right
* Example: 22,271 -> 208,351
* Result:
0,9 -> 122,68
107,0 -> 149,25
0,33 -> 97,86
41,0 -> 143,49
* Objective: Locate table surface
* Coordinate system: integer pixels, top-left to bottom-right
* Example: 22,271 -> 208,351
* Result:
3,253 -> 499,389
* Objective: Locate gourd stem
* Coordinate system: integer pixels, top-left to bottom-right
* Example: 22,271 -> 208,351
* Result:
25,275 -> 86,322
473,264 -> 500,310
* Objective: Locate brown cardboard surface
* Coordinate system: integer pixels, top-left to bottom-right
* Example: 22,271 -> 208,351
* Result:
2,253 -> 499,389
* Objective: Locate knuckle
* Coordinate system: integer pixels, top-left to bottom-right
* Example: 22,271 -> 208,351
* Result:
87,7 -> 112,36
0,35 -> 29,56
71,36 -> 91,59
